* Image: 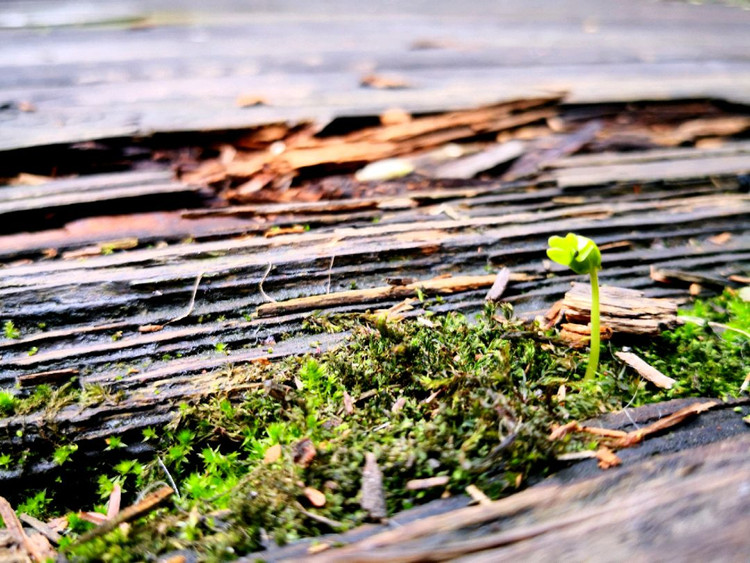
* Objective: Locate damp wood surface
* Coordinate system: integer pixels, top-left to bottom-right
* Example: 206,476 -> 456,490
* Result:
0,2 -> 749,559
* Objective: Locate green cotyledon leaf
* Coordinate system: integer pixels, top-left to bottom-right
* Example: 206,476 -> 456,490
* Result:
546,233 -> 601,275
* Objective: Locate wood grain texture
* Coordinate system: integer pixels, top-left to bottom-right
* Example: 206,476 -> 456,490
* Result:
2,0 -> 750,151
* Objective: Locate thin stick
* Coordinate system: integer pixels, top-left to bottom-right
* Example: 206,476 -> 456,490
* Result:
294,502 -> 346,529
326,255 -> 335,294
259,262 -> 277,303
135,480 -> 171,503
19,513 -> 62,545
72,486 -> 173,546
157,457 -> 181,499
169,271 -> 204,324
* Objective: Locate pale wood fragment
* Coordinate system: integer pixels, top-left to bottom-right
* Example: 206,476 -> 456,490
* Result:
615,351 -> 676,389
74,486 -> 173,545
257,273 -> 531,318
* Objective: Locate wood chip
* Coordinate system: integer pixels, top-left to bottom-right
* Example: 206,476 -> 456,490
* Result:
257,274 -> 527,318
106,484 -> 122,520
556,401 -> 720,451
343,390 -> 355,415
360,73 -> 412,90
380,108 -> 411,126
264,225 -> 306,238
405,476 -> 450,491
557,451 -> 598,461
708,232 -> 732,245
391,397 -> 407,414
548,421 -> 581,441
612,401 -> 718,448
263,443 -> 282,464
293,438 -> 317,468
596,446 -> 622,469
465,484 -> 492,505
615,351 -> 676,389
19,513 -> 62,545
77,511 -> 108,525
236,95 -> 267,107
485,267 -> 510,302
308,542 -> 332,555
558,283 -> 678,339
360,452 -> 386,520
304,487 -> 327,507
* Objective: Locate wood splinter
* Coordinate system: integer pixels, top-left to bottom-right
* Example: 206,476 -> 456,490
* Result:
615,351 -> 676,389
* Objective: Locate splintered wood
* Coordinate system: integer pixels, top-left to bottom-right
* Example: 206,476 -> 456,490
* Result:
183,96 -> 561,197
549,401 -> 720,451
548,283 -> 678,347
615,351 -> 677,389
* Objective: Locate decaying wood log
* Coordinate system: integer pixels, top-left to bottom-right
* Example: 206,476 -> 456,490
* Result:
553,283 -> 679,347
0,108 -> 748,486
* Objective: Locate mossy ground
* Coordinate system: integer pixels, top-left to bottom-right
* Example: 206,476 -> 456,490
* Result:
2,291 -> 748,561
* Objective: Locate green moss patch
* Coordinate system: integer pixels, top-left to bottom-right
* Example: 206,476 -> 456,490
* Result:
3,292 -> 748,561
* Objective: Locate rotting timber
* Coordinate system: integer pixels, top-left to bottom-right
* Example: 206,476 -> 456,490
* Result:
1,98 -> 750,474
0,94 -> 749,561
1,156 -> 748,482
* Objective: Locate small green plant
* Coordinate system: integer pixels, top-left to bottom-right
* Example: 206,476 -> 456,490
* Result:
547,232 -> 602,380
0,391 -> 17,416
3,320 -> 20,340
53,444 -> 79,466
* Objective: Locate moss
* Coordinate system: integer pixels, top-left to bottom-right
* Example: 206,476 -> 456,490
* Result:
6,292 -> 747,561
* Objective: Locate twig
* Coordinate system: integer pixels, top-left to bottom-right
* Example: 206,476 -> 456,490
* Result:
616,351 -> 676,389
259,262 -> 277,303
0,496 -> 46,562
168,271 -> 204,324
135,480 -> 171,503
19,513 -> 62,545
72,486 -> 174,546
708,321 -> 750,340
157,457 -> 181,499
326,255 -> 335,294
294,502 -> 346,529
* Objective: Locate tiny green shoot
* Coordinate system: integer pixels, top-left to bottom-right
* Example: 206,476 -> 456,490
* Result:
547,232 -> 602,380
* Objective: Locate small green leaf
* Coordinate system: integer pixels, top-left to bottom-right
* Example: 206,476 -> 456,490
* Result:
546,232 -> 601,275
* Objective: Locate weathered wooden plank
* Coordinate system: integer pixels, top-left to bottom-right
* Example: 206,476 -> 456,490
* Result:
550,140 -> 750,170
555,154 -> 750,188
2,0 -> 750,152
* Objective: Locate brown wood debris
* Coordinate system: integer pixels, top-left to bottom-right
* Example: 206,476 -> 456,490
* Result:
256,273 -> 532,318
182,96 -> 562,197
74,486 -> 174,545
360,452 -> 387,521
615,351 -> 677,389
595,446 -> 622,469
549,283 -> 678,347
0,497 -> 55,562
549,401 -> 720,451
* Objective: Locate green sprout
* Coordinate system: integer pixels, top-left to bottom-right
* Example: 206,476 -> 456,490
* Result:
547,233 -> 602,380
